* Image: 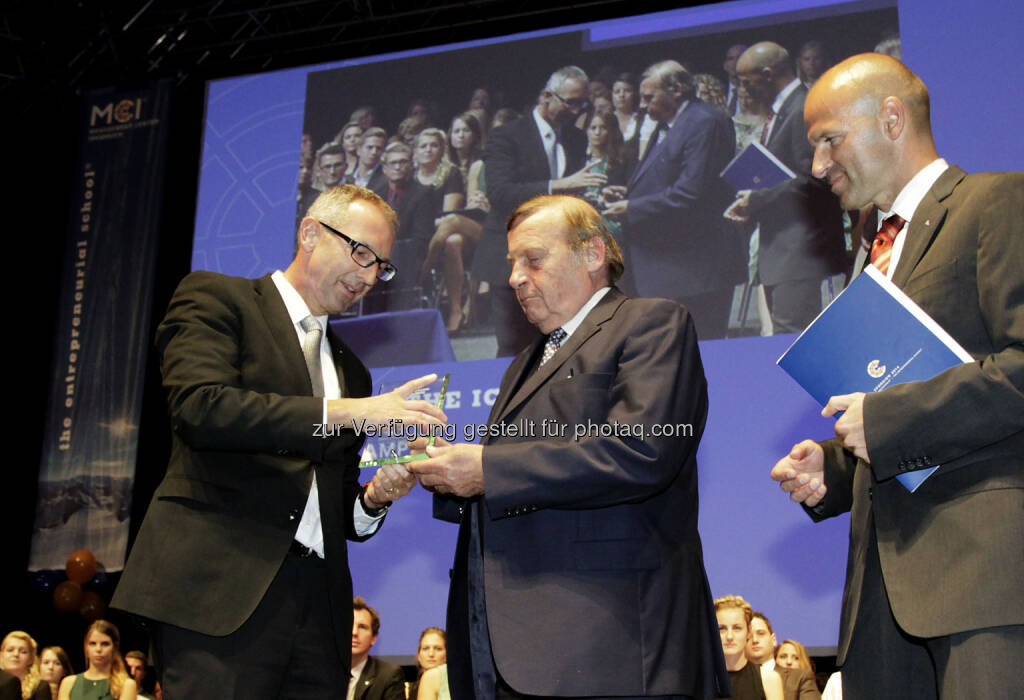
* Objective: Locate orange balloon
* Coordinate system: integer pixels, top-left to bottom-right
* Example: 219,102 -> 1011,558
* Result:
53,581 -> 83,612
66,550 -> 97,584
79,591 -> 107,621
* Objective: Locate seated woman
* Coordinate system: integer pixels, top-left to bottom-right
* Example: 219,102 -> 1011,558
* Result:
775,640 -> 814,672
1,630 -> 51,699
39,648 -> 72,700
416,123 -> 488,333
58,620 -> 136,700
406,628 -> 446,700
334,121 -> 363,181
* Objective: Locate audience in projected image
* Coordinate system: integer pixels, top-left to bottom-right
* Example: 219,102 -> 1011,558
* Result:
58,621 -> 136,700
295,30 -> 897,345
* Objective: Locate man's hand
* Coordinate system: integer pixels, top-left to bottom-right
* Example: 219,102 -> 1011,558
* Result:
602,185 -> 627,203
551,161 -> 607,192
364,462 -> 417,507
327,374 -> 447,429
407,442 -> 485,498
770,440 -> 827,507
824,392 -> 869,462
602,199 -> 628,220
723,189 -> 752,222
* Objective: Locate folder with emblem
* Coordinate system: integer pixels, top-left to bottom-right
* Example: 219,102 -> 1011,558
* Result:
777,265 -> 973,491
719,141 -> 796,191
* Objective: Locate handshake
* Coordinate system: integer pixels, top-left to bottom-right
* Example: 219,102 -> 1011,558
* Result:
352,374 -> 485,509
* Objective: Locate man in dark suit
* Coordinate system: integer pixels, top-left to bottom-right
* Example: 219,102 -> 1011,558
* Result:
349,597 -> 406,700
772,54 -> 1024,699
112,185 -> 446,699
362,142 -> 435,313
471,66 -> 606,356
602,60 -> 742,339
724,42 -> 846,333
412,195 -> 729,699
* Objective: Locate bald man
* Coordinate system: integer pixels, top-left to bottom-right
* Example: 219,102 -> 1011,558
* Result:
725,42 -> 846,334
771,54 -> 1024,699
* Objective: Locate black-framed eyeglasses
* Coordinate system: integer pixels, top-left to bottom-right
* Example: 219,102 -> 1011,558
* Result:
552,92 -> 588,110
317,220 -> 397,282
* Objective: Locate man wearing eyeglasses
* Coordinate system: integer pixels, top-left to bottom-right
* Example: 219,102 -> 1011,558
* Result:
472,65 -> 610,357
113,185 -> 447,699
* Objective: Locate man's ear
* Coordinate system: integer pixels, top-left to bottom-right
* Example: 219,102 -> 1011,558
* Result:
298,218 -> 320,253
879,96 -> 906,140
584,236 -> 606,272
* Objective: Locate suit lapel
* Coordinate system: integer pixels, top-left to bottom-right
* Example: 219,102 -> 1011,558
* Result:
766,84 -> 804,153
253,274 -> 314,395
891,166 -> 964,288
492,288 -> 627,425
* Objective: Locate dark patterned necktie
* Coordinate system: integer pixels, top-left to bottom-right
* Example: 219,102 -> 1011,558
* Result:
870,214 -> 906,275
539,327 -> 567,367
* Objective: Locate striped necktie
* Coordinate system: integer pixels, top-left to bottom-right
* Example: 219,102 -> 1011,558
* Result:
870,214 -> 906,275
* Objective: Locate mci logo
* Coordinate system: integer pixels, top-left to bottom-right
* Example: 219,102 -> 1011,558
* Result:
90,98 -> 146,126
867,359 -> 886,378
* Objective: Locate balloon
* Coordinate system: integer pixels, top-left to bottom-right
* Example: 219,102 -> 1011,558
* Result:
66,550 -> 97,584
53,581 -> 83,612
79,591 -> 107,621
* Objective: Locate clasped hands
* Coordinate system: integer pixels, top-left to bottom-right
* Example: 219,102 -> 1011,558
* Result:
353,373 -> 483,507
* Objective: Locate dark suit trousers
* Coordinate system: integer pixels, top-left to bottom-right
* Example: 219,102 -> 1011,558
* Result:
841,524 -> 1024,700
152,551 -> 346,700
496,678 -> 694,700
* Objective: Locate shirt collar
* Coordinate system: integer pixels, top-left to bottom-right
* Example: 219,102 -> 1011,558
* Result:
772,78 -> 801,114
559,287 -> 611,340
271,270 -> 327,330
880,158 -> 949,225
663,100 -> 690,129
533,106 -> 556,142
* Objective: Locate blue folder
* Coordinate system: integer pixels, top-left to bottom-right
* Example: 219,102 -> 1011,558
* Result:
777,266 -> 974,491
719,141 -> 796,191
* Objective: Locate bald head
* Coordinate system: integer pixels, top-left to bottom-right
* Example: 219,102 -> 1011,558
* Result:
808,53 -> 932,136
803,53 -> 939,211
736,42 -> 795,104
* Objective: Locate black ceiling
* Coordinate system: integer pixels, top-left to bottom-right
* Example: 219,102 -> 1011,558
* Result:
3,0 -> 696,114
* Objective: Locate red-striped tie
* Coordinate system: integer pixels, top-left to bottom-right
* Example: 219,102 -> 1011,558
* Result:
870,214 -> 906,274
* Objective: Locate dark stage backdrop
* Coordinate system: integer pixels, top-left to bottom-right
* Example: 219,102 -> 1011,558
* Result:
182,0 -> 1024,657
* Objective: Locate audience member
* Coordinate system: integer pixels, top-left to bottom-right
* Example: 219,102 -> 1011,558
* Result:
350,105 -> 377,130
421,114 -> 486,331
336,121 -> 365,180
723,43 -> 748,115
350,597 -> 405,700
874,32 -> 901,59
1,631 -> 50,700
580,108 -> 629,242
603,59 -> 743,339
0,669 -> 20,700
57,621 -> 135,700
746,615 -> 819,700
350,127 -> 389,193
746,613 -> 777,670
695,73 -> 729,113
122,652 -> 153,700
775,640 -> 813,672
468,87 -> 490,113
395,115 -> 427,149
406,628 -> 446,700
38,649 -> 71,700
724,41 -> 845,334
610,72 -> 640,141
796,40 -> 829,87
732,85 -> 770,152
714,597 -> 783,700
